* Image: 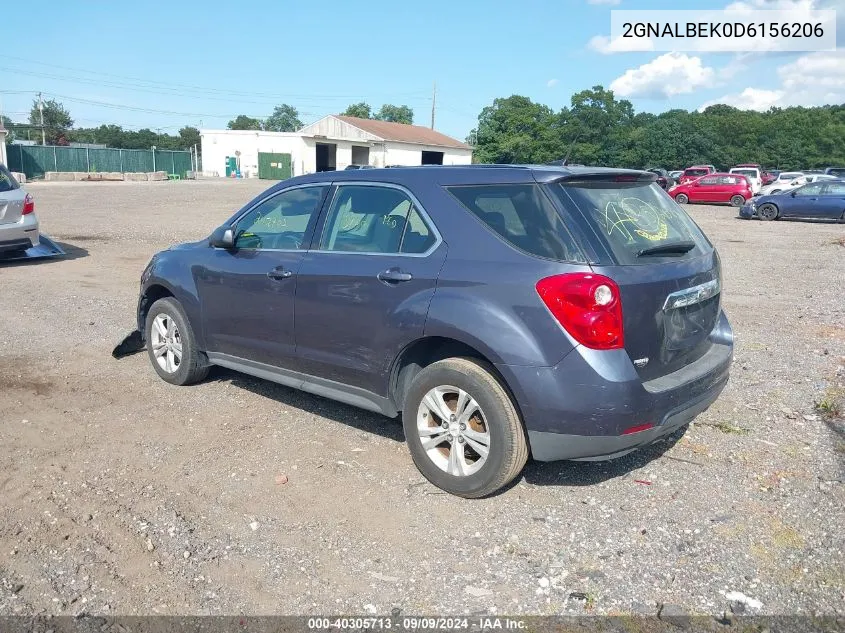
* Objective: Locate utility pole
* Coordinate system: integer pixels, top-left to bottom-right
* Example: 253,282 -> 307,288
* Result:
37,92 -> 46,145
430,82 -> 437,130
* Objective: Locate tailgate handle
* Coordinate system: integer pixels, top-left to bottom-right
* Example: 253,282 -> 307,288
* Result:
663,279 -> 720,311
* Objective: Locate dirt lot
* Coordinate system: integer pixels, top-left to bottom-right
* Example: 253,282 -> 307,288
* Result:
1,180 -> 843,617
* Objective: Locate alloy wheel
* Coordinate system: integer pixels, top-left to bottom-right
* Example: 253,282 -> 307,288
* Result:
150,313 -> 183,374
416,385 -> 491,477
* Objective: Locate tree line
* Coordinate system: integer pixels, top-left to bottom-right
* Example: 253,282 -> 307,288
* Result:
1,99 -> 415,150
469,86 -> 845,170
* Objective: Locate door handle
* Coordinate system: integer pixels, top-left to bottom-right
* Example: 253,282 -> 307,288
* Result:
267,266 -> 293,280
377,268 -> 413,283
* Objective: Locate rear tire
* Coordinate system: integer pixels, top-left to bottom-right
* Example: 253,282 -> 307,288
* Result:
730,194 -> 746,207
402,357 -> 528,498
674,193 -> 689,205
145,297 -> 209,386
758,203 -> 779,221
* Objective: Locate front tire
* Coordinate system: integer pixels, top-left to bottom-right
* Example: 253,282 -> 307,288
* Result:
730,194 -> 746,207
674,193 -> 689,205
758,203 -> 779,221
402,357 -> 528,498
145,297 -> 209,385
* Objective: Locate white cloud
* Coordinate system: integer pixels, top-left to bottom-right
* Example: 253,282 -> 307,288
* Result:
699,87 -> 786,111
609,53 -> 716,98
587,0 -> 621,4
588,34 -> 654,54
699,50 -> 845,110
546,79 -> 559,88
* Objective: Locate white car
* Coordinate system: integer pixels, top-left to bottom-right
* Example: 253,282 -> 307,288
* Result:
758,171 -> 805,196
729,167 -> 762,194
0,164 -> 38,256
761,173 -> 837,195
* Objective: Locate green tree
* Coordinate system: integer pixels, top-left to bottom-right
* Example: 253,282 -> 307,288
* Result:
374,104 -> 414,124
29,98 -> 73,145
265,104 -> 302,132
470,95 -> 562,164
342,102 -> 372,119
227,115 -> 263,130
0,115 -> 15,144
178,126 -> 201,149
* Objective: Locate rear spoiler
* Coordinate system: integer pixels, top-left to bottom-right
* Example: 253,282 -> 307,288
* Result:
540,170 -> 659,185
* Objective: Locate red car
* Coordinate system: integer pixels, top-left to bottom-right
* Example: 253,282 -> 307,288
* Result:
678,165 -> 716,184
669,173 -> 752,206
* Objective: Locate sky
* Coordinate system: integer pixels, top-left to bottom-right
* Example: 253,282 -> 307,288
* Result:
0,0 -> 843,142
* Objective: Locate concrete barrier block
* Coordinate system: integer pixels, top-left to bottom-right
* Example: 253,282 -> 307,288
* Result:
44,172 -> 75,181
11,172 -> 26,184
148,171 -> 168,181
73,172 -> 90,181
124,172 -> 148,181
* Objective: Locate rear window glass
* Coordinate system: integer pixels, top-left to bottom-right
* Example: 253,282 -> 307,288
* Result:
0,166 -> 20,192
551,180 -> 710,265
446,184 -> 586,263
685,168 -> 708,177
827,168 -> 845,177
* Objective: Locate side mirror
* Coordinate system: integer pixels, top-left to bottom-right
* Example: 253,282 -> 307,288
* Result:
210,225 -> 235,249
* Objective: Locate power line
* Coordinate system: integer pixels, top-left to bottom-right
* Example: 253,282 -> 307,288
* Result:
0,56 -> 432,102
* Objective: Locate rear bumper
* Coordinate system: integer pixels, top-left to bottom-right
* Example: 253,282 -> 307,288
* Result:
498,310 -> 733,462
0,213 -> 39,250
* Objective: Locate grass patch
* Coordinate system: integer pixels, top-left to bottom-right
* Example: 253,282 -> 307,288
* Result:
705,420 -> 751,435
814,386 -> 844,420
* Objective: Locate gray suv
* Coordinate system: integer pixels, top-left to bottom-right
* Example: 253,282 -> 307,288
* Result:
135,165 -> 733,497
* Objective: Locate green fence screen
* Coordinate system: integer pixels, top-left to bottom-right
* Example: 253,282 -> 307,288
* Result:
6,145 -> 193,179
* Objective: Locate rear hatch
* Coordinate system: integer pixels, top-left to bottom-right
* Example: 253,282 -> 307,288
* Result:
0,167 -> 25,226
548,173 -> 721,381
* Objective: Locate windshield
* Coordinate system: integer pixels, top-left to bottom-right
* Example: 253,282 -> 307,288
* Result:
0,165 -> 20,192
551,180 -> 710,265
778,172 -> 803,181
685,169 -> 708,177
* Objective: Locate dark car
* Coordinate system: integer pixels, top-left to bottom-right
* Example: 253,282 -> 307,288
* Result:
135,165 -> 733,497
740,179 -> 845,221
824,167 -> 845,178
343,164 -> 376,170
646,167 -> 675,190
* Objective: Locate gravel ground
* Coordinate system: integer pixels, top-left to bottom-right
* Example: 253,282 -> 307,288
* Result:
0,180 -> 843,617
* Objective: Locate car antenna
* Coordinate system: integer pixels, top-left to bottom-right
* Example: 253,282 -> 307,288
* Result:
558,127 -> 582,166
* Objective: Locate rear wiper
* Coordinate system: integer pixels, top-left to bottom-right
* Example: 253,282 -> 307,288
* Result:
637,241 -> 696,257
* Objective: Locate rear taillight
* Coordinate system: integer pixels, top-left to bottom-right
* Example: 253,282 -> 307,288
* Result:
536,273 -> 624,350
22,194 -> 35,215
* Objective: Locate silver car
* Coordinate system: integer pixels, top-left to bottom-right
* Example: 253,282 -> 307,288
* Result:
0,164 -> 38,255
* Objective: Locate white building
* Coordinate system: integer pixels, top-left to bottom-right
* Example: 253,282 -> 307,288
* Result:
200,115 -> 473,179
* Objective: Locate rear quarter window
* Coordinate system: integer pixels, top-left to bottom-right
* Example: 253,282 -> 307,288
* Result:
446,184 -> 586,263
551,179 -> 711,265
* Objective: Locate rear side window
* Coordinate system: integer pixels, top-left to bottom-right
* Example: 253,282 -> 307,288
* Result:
446,184 -> 586,263
0,166 -> 20,193
551,179 -> 711,265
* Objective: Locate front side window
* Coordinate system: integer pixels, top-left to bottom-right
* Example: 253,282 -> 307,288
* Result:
698,177 -> 718,186
794,182 -> 824,196
320,185 -> 436,254
235,185 -> 328,250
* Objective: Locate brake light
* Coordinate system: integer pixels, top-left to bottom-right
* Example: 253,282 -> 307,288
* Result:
22,194 -> 34,215
536,273 -> 624,350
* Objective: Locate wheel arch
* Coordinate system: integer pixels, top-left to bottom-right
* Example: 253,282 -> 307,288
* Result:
388,336 -> 523,421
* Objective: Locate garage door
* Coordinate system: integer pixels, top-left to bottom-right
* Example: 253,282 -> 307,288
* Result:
258,152 -> 292,180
